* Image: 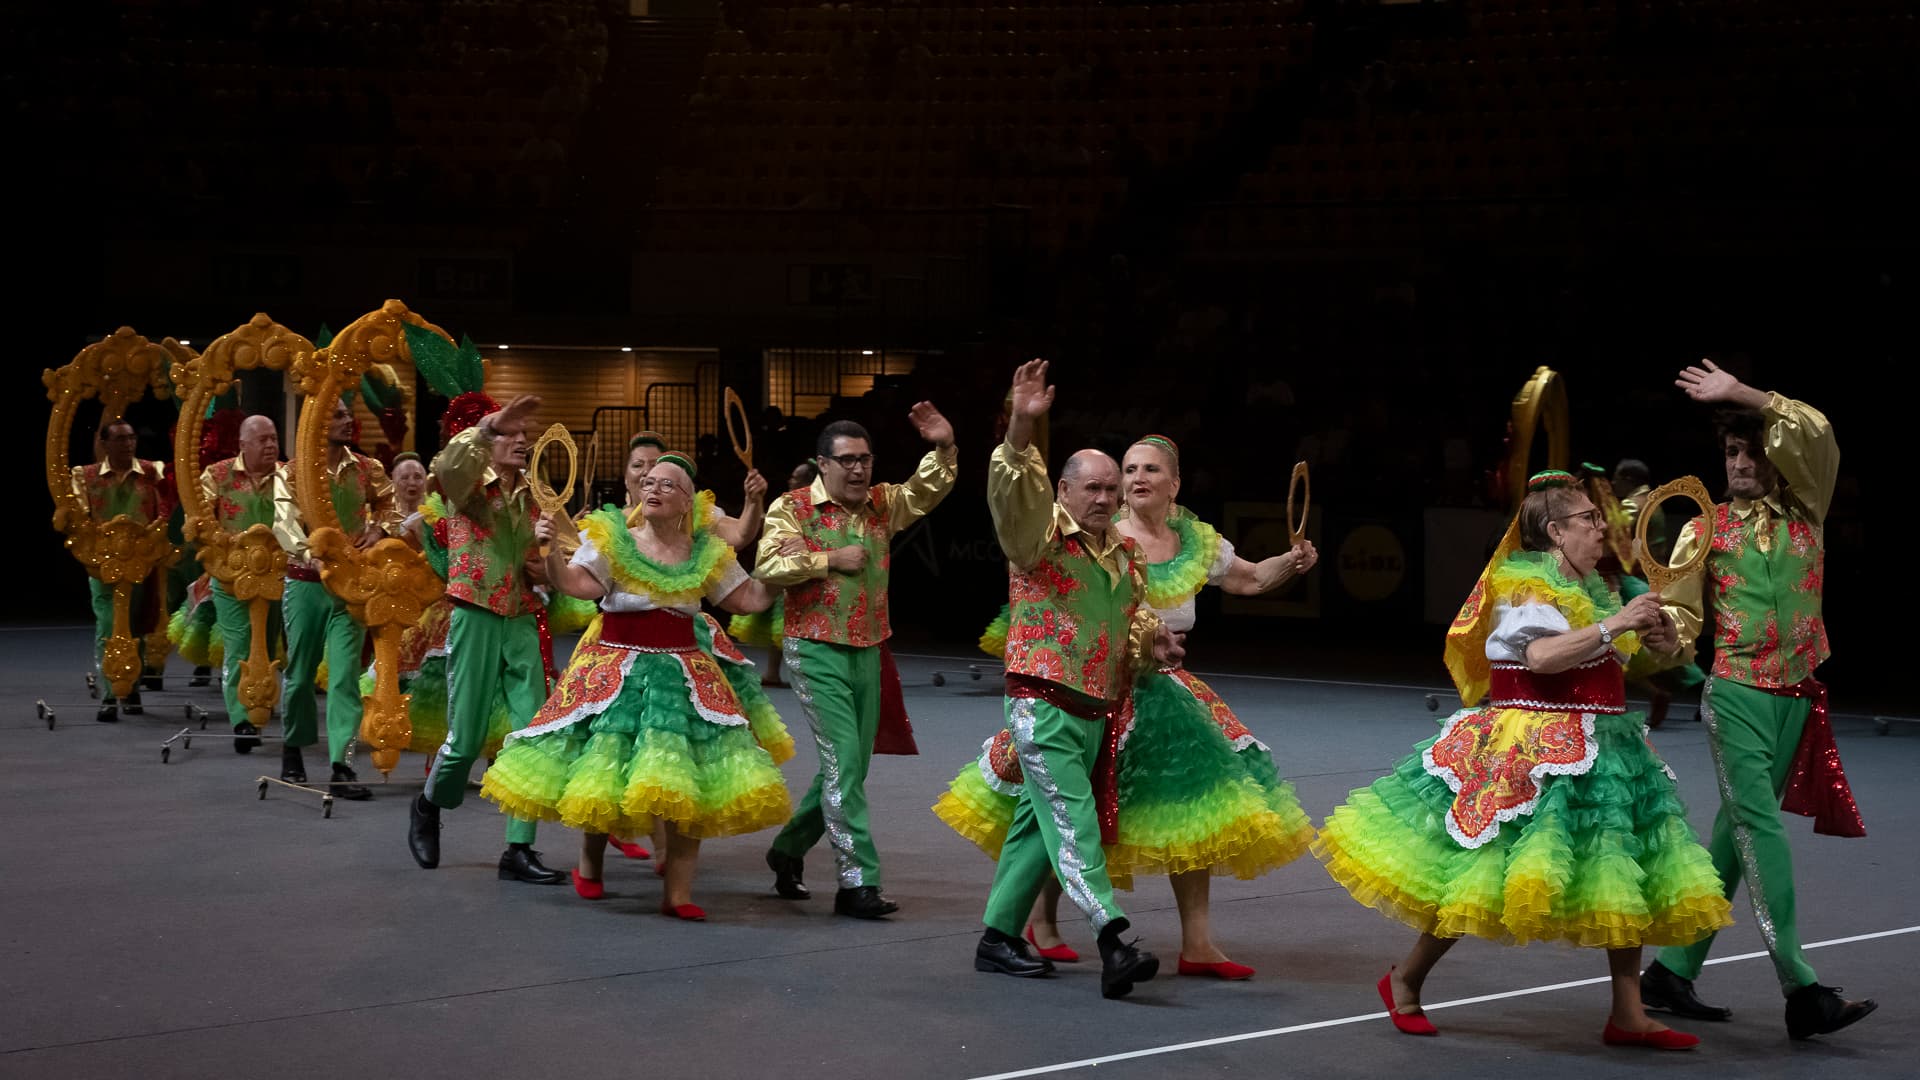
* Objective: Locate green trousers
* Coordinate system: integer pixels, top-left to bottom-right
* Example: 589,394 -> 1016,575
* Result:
772,638 -> 883,889
88,578 -> 143,704
982,695 -> 1124,937
211,581 -> 280,730
281,578 -> 366,763
1660,677 -> 1819,994
426,604 -> 542,845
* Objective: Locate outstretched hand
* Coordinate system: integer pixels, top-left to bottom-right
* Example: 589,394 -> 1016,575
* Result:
1675,359 -> 1766,409
484,394 -> 543,438
908,401 -> 955,448
1010,359 -> 1055,421
1151,625 -> 1186,666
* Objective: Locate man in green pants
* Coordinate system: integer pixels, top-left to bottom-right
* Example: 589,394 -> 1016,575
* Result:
1641,359 -> 1876,1040
407,392 -> 562,885
274,397 -> 397,800
756,405 -> 957,918
200,415 -> 287,752
74,418 -> 173,722
973,359 -> 1180,1000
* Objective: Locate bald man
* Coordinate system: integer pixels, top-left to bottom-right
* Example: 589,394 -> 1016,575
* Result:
972,361 -> 1182,1000
199,415 -> 287,751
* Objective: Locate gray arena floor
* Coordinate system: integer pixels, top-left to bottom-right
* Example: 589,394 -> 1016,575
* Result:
2,624 -> 1911,1079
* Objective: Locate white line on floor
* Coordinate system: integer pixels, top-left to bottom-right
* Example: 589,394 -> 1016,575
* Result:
963,925 -> 1920,1080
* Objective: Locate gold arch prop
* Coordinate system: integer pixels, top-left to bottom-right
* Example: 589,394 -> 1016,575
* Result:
1286,461 -> 1311,546
172,314 -> 311,725
290,300 -> 447,775
45,328 -> 182,700
1506,366 -> 1569,509
1638,475 -> 1715,594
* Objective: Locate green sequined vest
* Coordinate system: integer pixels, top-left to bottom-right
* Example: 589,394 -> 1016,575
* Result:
79,462 -> 165,525
1703,503 -> 1828,688
437,482 -> 541,617
1004,533 -> 1143,701
204,459 -> 276,531
780,486 -> 892,647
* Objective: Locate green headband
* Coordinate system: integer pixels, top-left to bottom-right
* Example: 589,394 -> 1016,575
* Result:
1136,434 -> 1179,460
656,452 -> 697,481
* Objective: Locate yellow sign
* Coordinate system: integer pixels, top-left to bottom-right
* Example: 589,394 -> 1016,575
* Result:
1337,524 -> 1406,602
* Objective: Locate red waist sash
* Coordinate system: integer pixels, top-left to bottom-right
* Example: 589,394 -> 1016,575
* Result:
1763,677 -> 1866,838
1004,672 -> 1122,845
598,609 -> 698,652
1488,655 -> 1624,713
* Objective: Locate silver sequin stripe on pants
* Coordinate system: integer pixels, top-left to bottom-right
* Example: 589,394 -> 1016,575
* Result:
783,637 -> 863,889
1008,696 -> 1114,934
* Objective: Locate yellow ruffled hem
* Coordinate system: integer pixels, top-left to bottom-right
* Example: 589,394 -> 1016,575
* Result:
1110,818 -> 1317,885
933,790 -> 1008,857
478,774 -> 571,830
620,780 -> 792,841
758,731 -> 797,767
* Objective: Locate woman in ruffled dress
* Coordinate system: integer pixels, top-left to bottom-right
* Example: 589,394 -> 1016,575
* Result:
480,454 -> 793,920
1313,470 -> 1730,1049
937,434 -> 1318,979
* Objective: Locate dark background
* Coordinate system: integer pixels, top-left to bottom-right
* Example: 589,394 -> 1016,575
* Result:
10,0 -> 1908,705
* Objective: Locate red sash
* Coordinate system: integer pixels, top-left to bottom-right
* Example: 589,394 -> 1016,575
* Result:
1488,655 -> 1625,714
599,609 -> 699,652
1764,678 -> 1866,838
1005,672 -> 1123,845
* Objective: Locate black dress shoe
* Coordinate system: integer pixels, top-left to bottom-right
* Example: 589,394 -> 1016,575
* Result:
96,703 -> 119,723
1097,920 -> 1159,1000
1641,960 -> 1731,1021
834,886 -> 899,919
975,932 -> 1053,977
122,688 -> 144,715
1785,982 -> 1878,1040
189,666 -> 213,688
232,720 -> 261,753
499,844 -> 566,884
281,745 -> 308,783
408,793 -> 441,869
141,674 -> 164,692
328,763 -> 372,801
767,849 -> 810,900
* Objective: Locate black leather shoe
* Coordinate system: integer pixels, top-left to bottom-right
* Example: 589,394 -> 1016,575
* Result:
1097,921 -> 1159,1000
499,844 -> 566,884
189,666 -> 213,688
767,849 -> 810,900
123,688 -> 144,715
328,763 -> 372,801
232,720 -> 261,753
141,673 -> 164,692
408,794 -> 441,869
1785,982 -> 1878,1040
975,932 -> 1053,977
281,745 -> 308,783
834,886 -> 898,919
96,703 -> 119,723
1641,960 -> 1731,1021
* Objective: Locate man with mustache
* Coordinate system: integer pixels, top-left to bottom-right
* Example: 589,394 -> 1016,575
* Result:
407,393 -> 562,884
1639,359 -> 1875,1041
274,396 -> 399,801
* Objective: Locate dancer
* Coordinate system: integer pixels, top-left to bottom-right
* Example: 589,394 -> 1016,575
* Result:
971,360 -> 1180,1000
200,414 -> 287,751
938,433 -> 1319,979
755,405 -> 958,918
1641,361 -> 1875,1040
480,453 -> 792,919
75,417 -> 174,721
1314,470 -> 1729,1049
405,394 -> 562,884
274,396 -> 397,799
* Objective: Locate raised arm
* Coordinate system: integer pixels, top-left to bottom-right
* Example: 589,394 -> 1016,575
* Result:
885,402 -> 959,531
1677,360 -> 1838,523
1217,539 -> 1319,596
988,361 -> 1058,571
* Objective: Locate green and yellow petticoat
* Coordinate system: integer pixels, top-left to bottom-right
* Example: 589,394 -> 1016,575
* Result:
934,668 -> 1313,889
978,603 -> 1010,659
1312,708 -> 1733,949
479,642 -> 792,840
167,593 -> 222,669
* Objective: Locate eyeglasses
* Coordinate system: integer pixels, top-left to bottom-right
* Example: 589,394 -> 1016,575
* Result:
637,477 -> 684,494
1555,509 -> 1604,530
821,453 -> 875,470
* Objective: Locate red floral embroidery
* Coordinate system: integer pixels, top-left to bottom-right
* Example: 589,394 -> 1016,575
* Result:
1079,630 -> 1113,699
1427,706 -> 1594,845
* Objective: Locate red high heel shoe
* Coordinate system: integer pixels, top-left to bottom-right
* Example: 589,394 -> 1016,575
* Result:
1024,925 -> 1080,963
608,837 -> 651,860
1602,1021 -> 1699,1050
1377,970 -> 1438,1036
1178,956 -> 1255,980
571,869 -> 605,901
661,902 -> 707,921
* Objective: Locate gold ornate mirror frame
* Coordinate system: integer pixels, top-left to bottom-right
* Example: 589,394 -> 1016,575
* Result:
171,313 -> 312,725
44,327 -> 182,700
1639,475 -> 1715,594
1506,366 -> 1569,508
290,299 -> 447,775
